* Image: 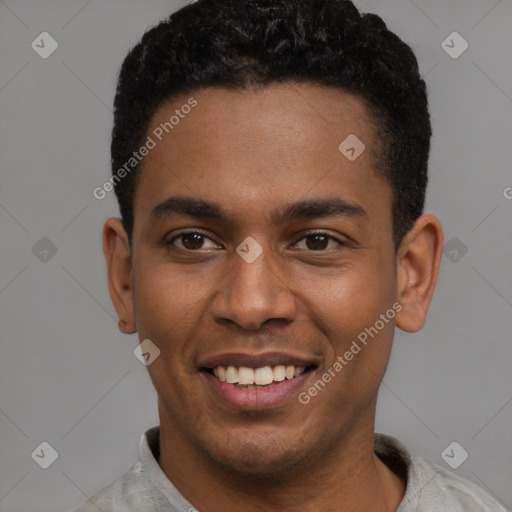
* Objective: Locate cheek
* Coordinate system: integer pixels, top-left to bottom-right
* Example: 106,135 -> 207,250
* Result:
131,259 -> 212,349
131,263 -> 209,394
299,258 -> 396,403
304,259 -> 394,340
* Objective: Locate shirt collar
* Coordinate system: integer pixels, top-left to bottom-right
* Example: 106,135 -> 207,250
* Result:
139,426 -> 412,509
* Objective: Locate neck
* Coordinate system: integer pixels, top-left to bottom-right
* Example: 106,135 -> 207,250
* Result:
157,401 -> 406,512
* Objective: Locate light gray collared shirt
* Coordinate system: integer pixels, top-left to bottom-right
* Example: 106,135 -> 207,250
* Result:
72,426 -> 508,512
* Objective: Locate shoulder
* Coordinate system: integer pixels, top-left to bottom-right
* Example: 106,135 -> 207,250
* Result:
402,455 -> 508,512
71,461 -> 158,512
374,434 -> 507,512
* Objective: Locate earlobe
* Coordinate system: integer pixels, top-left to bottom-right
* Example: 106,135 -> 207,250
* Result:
102,218 -> 137,334
395,214 -> 444,333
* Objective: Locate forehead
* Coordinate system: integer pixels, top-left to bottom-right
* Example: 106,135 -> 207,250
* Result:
133,83 -> 390,229
148,83 -> 377,158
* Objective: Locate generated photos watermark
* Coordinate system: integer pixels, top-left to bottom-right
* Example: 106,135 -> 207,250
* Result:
93,97 -> 198,200
298,302 -> 402,405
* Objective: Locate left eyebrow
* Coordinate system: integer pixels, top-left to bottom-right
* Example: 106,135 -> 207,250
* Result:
273,198 -> 368,224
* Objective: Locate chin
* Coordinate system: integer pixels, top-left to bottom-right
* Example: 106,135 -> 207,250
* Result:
200,433 -> 316,476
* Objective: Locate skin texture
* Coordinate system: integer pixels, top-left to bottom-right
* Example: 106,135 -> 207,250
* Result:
103,83 -> 444,512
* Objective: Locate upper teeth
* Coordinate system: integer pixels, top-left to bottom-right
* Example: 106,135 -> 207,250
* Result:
213,365 -> 305,385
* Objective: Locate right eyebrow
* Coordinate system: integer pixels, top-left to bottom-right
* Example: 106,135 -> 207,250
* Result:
150,196 -> 226,221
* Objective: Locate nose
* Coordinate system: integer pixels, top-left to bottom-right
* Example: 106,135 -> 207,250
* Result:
210,244 -> 297,331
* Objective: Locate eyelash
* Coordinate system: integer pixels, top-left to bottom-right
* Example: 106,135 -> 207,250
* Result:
166,229 -> 345,251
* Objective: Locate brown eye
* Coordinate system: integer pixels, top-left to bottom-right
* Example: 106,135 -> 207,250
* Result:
181,233 -> 206,250
167,231 -> 221,251
305,234 -> 329,250
294,232 -> 344,251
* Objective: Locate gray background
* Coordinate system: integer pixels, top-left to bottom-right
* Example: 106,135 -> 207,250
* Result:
0,0 -> 511,510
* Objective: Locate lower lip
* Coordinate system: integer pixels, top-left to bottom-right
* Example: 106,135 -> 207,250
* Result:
201,370 -> 313,410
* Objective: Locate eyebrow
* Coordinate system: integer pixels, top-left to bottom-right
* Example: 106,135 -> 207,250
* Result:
150,195 -> 367,223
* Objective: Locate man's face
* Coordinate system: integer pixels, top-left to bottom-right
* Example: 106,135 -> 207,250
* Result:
129,83 -> 398,473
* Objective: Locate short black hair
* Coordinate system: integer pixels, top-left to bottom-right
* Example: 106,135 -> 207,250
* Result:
111,0 -> 431,251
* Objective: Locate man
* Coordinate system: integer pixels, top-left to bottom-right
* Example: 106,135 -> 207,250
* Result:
76,0 -> 507,510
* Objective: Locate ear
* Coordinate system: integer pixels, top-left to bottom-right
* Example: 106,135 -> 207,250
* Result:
395,214 -> 444,333
102,217 -> 137,334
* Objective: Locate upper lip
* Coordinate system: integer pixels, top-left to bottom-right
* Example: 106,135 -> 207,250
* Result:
198,351 -> 320,369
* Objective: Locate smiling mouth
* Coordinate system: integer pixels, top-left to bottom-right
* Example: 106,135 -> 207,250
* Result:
203,364 -> 317,389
